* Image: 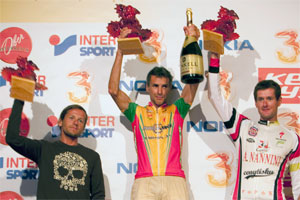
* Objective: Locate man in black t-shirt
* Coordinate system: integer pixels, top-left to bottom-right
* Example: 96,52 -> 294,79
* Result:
6,99 -> 105,199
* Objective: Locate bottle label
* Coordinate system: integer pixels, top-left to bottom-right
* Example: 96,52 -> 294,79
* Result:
180,54 -> 204,75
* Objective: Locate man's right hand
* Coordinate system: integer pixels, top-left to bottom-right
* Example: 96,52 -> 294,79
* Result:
117,28 -> 133,55
108,27 -> 132,113
119,27 -> 132,39
183,24 -> 200,40
209,51 -> 220,59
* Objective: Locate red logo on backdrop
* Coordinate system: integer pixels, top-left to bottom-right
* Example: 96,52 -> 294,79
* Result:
47,115 -> 58,127
0,108 -> 30,145
0,191 -> 23,200
0,27 -> 32,64
258,68 -> 300,104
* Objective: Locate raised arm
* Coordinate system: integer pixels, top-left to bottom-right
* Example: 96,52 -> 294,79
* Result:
108,28 -> 132,112
181,83 -> 199,105
6,99 -> 41,162
207,52 -> 234,122
6,99 -> 25,146
181,24 -> 200,105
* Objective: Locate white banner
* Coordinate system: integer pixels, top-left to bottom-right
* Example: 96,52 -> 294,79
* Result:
1,0 -> 299,199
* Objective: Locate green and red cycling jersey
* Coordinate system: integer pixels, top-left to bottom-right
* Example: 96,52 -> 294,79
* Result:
123,98 -> 190,179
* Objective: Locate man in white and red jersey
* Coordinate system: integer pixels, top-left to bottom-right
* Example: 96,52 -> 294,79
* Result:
207,52 -> 300,200
108,26 -> 200,200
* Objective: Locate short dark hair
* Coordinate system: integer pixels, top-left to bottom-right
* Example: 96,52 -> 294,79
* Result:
146,66 -> 173,87
59,104 -> 88,125
254,80 -> 281,101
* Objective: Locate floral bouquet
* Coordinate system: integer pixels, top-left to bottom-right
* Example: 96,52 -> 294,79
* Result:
107,4 -> 152,54
1,56 -> 47,101
201,6 -> 239,54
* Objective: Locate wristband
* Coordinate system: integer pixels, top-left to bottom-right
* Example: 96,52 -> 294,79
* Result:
210,57 -> 220,68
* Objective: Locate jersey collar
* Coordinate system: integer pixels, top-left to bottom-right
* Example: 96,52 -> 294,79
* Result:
258,120 -> 279,126
148,101 -> 168,109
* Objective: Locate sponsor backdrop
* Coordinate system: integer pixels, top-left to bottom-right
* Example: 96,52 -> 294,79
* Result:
0,0 -> 299,199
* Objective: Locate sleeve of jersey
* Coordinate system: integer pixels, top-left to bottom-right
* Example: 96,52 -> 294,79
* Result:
207,64 -> 245,140
174,98 -> 191,119
6,99 -> 42,163
289,133 -> 300,199
123,102 -> 138,123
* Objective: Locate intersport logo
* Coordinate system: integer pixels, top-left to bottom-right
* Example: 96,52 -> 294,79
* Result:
258,68 -> 300,104
49,34 -> 116,56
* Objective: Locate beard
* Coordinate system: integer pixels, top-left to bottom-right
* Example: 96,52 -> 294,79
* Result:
61,126 -> 83,139
64,131 -> 81,139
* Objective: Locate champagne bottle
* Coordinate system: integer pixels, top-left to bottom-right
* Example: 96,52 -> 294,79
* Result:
180,8 -> 204,84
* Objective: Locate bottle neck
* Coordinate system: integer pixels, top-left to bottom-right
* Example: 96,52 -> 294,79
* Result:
186,8 -> 193,26
183,35 -> 198,48
185,35 -> 197,42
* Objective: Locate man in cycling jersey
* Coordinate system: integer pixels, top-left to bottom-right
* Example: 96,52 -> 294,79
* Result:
108,26 -> 200,200
207,52 -> 300,200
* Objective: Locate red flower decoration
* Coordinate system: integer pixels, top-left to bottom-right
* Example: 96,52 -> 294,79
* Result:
201,6 -> 239,42
107,21 -> 121,38
116,4 -> 140,19
1,56 -> 47,90
218,6 -> 239,21
107,4 -> 152,42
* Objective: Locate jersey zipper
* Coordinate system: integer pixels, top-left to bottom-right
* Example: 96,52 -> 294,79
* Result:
156,107 -> 160,175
